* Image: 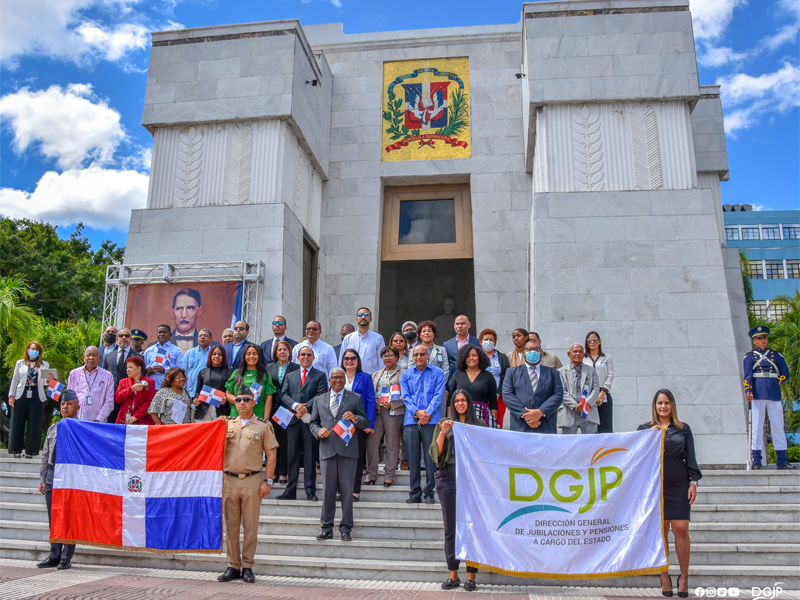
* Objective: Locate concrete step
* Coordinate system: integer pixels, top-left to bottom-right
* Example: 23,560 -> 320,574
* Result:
2,537 -> 799,588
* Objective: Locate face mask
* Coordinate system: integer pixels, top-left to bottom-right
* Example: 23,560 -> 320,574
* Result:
525,351 -> 541,364
404,330 -> 417,342
28,350 -> 40,359
481,340 -> 495,352
104,333 -> 117,344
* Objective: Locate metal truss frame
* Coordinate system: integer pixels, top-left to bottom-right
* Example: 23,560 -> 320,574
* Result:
102,262 -> 265,343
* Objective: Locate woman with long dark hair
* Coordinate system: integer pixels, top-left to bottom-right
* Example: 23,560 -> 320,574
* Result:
193,344 -> 232,419
584,331 -> 615,433
430,389 -> 487,591
225,344 -> 275,419
8,341 -> 49,458
267,340 -> 299,483
638,389 -> 701,598
447,344 -> 498,427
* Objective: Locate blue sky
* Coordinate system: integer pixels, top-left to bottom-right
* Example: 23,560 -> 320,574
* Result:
1,0 -> 798,250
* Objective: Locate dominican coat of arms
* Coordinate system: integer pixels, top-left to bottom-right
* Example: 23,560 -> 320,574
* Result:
382,57 -> 471,162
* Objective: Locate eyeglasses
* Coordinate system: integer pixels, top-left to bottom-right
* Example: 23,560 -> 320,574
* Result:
234,397 -> 253,403
329,376 -> 345,381
305,327 -> 320,331
272,321 -> 285,326
356,312 -> 370,318
587,338 -> 600,343
343,356 -> 357,362
413,352 -> 428,358
117,334 -> 130,338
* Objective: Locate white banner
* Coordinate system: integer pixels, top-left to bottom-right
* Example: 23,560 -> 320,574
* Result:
454,424 -> 667,580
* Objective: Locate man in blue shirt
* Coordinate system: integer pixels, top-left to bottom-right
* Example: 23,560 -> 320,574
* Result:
143,324 -> 185,390
400,345 -> 445,504
183,328 -> 215,397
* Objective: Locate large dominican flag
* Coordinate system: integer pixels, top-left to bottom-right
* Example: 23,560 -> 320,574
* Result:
50,419 -> 225,553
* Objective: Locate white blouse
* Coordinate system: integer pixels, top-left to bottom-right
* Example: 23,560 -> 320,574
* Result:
584,354 -> 614,392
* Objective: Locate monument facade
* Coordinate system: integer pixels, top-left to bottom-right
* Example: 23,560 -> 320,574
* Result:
119,0 -> 747,464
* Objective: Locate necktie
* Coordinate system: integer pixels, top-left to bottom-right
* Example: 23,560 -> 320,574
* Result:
529,366 -> 538,393
117,349 -> 126,373
302,369 -> 307,386
330,392 -> 340,414
575,366 -> 581,395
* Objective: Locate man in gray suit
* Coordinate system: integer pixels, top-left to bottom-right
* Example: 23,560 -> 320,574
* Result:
502,338 -> 563,434
309,368 -> 368,541
557,344 -> 600,434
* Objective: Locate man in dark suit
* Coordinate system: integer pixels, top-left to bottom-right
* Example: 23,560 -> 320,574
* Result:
277,346 -> 328,500
331,323 -> 354,364
502,338 -> 563,434
102,328 -> 142,423
443,315 -> 480,383
260,315 -> 298,364
309,367 -> 368,541
223,321 -> 254,371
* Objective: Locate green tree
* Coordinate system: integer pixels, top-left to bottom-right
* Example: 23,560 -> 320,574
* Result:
0,275 -> 40,392
768,291 -> 800,404
36,318 -> 103,381
0,218 -> 124,322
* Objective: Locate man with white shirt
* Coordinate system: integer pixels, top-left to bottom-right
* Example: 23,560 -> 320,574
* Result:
338,307 -> 385,375
143,324 -> 185,390
183,329 -> 215,397
292,321 -> 337,377
260,315 -> 298,364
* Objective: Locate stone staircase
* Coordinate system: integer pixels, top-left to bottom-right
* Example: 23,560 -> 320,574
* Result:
0,457 -> 798,588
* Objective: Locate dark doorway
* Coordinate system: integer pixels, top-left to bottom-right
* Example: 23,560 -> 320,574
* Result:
378,258 -> 476,345
302,238 -> 317,327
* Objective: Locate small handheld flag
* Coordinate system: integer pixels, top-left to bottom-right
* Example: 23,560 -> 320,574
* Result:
47,380 -> 65,401
155,347 -> 170,367
380,384 -> 401,404
332,418 -> 355,445
250,382 -> 263,404
578,383 -> 591,419
272,405 -> 293,429
198,386 -> 225,407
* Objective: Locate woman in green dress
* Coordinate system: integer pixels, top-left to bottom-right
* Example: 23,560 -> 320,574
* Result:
224,345 -> 275,419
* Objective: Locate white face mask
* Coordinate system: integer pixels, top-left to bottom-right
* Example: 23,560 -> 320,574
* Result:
481,340 -> 495,352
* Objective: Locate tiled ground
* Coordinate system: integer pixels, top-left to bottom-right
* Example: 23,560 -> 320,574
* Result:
1,560 -> 798,600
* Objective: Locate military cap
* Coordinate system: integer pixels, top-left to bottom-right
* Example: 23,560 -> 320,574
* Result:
749,325 -> 770,339
237,386 -> 254,397
61,389 -> 79,402
130,329 -> 148,341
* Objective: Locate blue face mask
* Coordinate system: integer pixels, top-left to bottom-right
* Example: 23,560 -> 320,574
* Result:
525,351 -> 541,364
28,350 -> 40,359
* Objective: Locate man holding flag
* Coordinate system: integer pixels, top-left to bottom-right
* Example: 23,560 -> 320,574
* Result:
557,343 -> 600,434
309,368 -> 368,542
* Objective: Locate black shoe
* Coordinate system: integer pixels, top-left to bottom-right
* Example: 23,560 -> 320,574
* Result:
56,559 -> 71,570
353,494 -> 360,502
777,463 -> 797,470
341,531 -> 352,541
677,574 -> 688,598
661,573 -> 673,597
317,530 -> 333,540
218,567 -> 241,582
37,557 -> 60,568
307,494 -> 319,501
383,480 -> 393,487
336,494 -> 342,501
464,580 -> 477,592
276,493 -> 296,500
752,463 -> 762,469
363,479 -> 375,485
441,578 -> 461,590
241,568 -> 255,583
406,497 -> 421,504
424,496 -> 435,504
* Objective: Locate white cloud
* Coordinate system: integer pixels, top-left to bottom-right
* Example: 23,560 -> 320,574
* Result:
718,62 -> 800,134
330,0 -> 342,7
0,166 -> 148,230
697,45 -> 748,67
0,0 -> 149,68
0,84 -> 125,170
690,0 -> 746,40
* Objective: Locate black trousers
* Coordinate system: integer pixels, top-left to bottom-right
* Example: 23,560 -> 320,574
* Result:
403,424 -> 436,500
597,392 -> 613,434
435,464 -> 477,573
286,420 -> 317,497
46,484 -> 75,561
352,428 -> 368,495
274,417 -> 288,478
9,387 -> 44,455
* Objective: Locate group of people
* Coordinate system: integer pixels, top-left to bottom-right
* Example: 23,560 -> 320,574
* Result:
7,310 -> 793,595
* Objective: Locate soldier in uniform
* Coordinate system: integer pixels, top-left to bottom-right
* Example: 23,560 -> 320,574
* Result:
218,386 -> 279,583
743,326 -> 795,470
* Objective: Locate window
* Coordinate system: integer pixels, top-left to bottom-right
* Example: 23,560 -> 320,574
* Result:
783,225 -> 800,240
761,225 -> 781,240
765,261 -> 784,279
748,261 -> 763,279
382,184 -> 473,261
725,227 -> 740,241
768,301 -> 787,320
750,301 -> 768,319
787,260 -> 800,279
741,227 -> 760,240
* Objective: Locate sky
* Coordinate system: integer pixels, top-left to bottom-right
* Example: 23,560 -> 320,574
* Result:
0,0 -> 798,251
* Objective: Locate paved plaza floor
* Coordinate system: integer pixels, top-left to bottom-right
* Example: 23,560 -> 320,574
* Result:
1,559 -> 798,600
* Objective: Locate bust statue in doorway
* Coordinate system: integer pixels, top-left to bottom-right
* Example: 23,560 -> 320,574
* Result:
432,297 -> 455,346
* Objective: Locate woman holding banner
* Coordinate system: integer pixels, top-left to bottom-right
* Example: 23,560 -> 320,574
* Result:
430,389 -> 486,591
267,340 -> 299,484
193,345 -> 232,420
367,346 -> 406,487
225,345 -> 275,420
148,368 -> 193,425
114,355 -> 156,425
638,389 -> 701,598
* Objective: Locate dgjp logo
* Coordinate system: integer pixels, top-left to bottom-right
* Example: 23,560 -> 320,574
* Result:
127,475 -> 143,493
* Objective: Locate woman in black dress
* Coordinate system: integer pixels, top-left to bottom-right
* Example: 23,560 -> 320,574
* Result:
447,344 -> 497,427
194,345 -> 232,418
266,340 -> 299,484
638,389 -> 701,598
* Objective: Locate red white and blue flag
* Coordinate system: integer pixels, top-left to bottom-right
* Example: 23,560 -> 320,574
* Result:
578,384 -> 591,419
250,382 -> 262,404
197,385 -> 225,408
332,418 -> 355,445
154,347 -> 170,367
403,82 -> 449,130
379,384 -> 401,404
50,419 -> 225,553
47,380 -> 65,401
272,405 -> 293,429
